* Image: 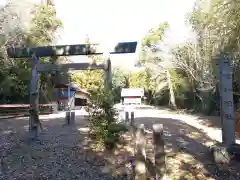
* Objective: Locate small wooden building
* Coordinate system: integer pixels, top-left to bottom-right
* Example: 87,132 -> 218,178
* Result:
121,88 -> 144,105
54,83 -> 89,110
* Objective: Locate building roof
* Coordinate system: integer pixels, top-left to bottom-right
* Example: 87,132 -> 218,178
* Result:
121,88 -> 144,97
54,83 -> 90,95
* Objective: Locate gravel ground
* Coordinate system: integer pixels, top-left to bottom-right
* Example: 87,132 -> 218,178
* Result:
1,109 -> 240,180
0,114 -> 126,180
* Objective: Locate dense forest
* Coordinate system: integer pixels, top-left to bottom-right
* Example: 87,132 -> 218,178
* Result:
1,0 -> 240,115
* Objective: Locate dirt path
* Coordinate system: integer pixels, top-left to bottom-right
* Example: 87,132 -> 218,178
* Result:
0,109 -> 240,179
131,108 -> 240,179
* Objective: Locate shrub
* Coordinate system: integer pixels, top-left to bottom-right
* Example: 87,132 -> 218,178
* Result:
86,88 -> 128,149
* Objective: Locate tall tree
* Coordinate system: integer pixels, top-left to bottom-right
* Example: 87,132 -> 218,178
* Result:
169,0 -> 240,113
0,0 -> 62,103
139,22 -> 176,106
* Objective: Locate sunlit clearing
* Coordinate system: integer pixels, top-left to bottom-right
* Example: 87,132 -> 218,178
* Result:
2,130 -> 13,134
78,127 -> 90,133
23,125 -> 29,131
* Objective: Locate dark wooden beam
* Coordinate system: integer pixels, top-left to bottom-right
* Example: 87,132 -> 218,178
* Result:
36,63 -> 105,72
7,41 -> 137,58
111,41 -> 137,54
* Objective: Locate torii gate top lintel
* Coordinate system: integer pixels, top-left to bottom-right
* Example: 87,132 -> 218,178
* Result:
7,41 -> 138,58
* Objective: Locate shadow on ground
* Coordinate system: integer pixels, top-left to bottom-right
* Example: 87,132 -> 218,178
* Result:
185,113 -> 240,140
0,115 -> 130,180
189,114 -> 222,129
155,106 -> 223,129
134,116 -> 240,179
1,113 -> 240,179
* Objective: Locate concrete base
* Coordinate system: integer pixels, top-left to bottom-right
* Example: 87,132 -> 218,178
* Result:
65,111 -> 70,124
210,143 -> 240,164
65,111 -> 75,125
29,126 -> 39,140
125,111 -> 135,125
125,111 -> 129,123
130,111 -> 134,121
210,145 -> 231,164
70,111 -> 75,124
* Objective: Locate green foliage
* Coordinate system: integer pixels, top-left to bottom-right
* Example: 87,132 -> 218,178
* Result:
129,70 -> 149,89
162,0 -> 240,113
86,88 -> 127,149
137,16 -> 218,112
140,22 -> 169,66
71,70 -> 104,93
27,4 -> 62,46
28,4 -> 63,103
0,2 -> 62,103
168,0 -> 240,113
112,68 -> 127,88
189,0 -> 240,53
137,22 -> 170,104
141,22 -> 169,49
71,36 -> 107,97
72,67 -> 129,103
112,68 -> 128,102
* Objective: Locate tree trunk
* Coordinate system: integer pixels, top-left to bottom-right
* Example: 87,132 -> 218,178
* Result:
166,70 -> 177,110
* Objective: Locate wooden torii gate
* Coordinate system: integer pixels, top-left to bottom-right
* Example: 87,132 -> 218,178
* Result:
7,42 -> 137,135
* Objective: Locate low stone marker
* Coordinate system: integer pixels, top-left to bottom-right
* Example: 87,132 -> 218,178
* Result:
124,110 -> 135,124
126,112 -> 166,179
134,124 -> 147,180
131,111 -> 134,122
153,124 -> 166,180
70,111 -> 75,124
129,111 -> 135,137
125,111 -> 129,123
66,111 -> 75,125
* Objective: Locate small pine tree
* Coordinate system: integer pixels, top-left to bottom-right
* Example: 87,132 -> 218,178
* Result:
86,88 -> 127,149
